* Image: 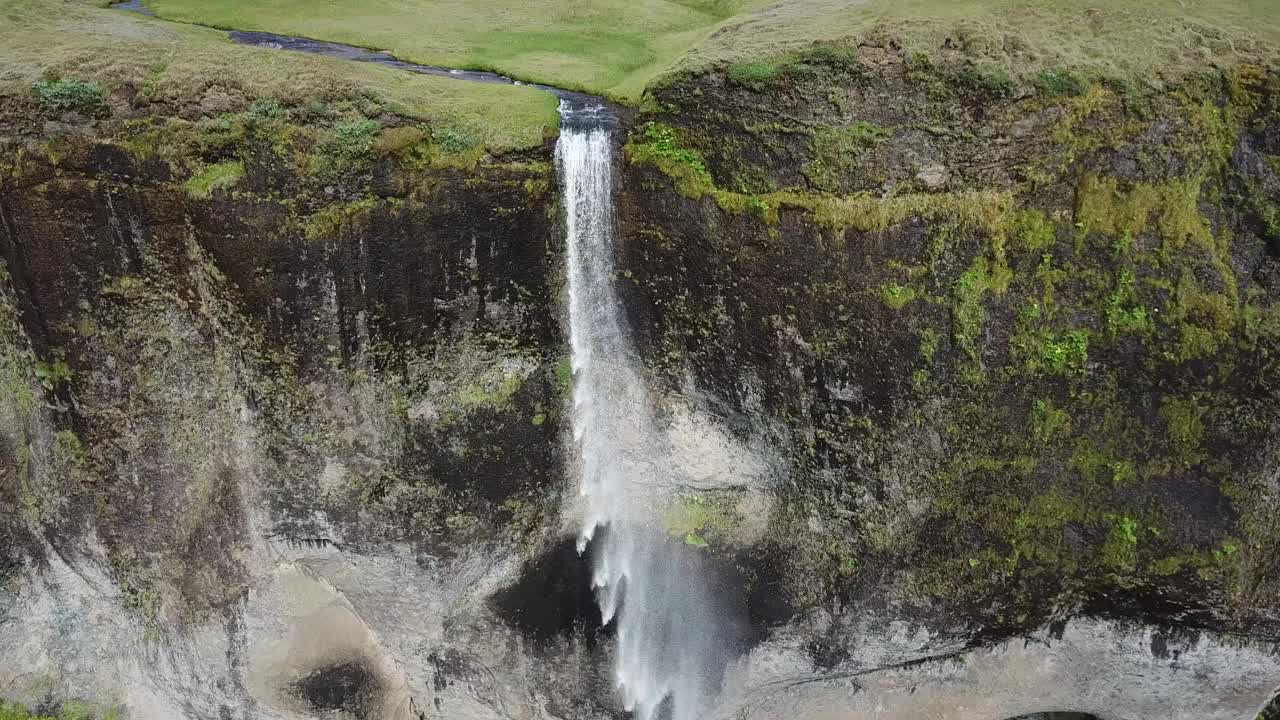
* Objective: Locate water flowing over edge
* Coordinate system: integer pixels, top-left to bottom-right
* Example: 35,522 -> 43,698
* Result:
557,98 -> 733,720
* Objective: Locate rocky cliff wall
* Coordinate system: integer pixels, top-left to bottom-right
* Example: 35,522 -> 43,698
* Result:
617,46 -> 1280,665
0,94 -> 610,719
2,48 -> 1280,720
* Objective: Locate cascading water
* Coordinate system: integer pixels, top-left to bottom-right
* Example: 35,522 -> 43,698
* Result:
558,98 -> 735,720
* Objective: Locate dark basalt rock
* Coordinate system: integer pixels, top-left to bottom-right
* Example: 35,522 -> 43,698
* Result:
297,661 -> 380,718
491,536 -> 608,646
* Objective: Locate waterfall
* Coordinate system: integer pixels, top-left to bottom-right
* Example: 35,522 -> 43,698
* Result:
557,98 -> 733,720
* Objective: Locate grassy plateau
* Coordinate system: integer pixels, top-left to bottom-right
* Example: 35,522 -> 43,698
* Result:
143,0 -> 1280,98
143,0 -> 765,100
0,0 -> 559,151
684,0 -> 1280,85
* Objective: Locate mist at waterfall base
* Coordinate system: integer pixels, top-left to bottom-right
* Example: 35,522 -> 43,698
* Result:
557,99 -> 745,720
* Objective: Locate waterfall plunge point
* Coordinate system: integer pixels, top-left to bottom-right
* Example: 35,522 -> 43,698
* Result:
557,99 -> 736,720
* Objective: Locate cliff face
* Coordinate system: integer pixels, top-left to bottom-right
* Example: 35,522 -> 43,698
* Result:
2,48 -> 1280,720
0,96 -> 609,719
616,48 -> 1280,647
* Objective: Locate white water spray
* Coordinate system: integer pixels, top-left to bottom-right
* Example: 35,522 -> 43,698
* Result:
558,99 -> 734,720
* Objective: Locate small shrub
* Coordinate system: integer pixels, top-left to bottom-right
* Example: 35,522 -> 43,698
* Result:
1100,513 -> 1142,569
1262,203 -> 1279,240
628,122 -> 712,194
334,117 -> 382,156
1034,68 -> 1087,97
1032,329 -> 1089,375
744,195 -> 771,219
1110,461 -> 1137,485
32,77 -> 104,112
300,98 -> 335,121
33,357 -> 73,390
1104,270 -> 1154,337
246,97 -> 283,121
434,126 -> 478,154
1115,516 -> 1139,544
918,327 -> 940,363
906,50 -> 933,72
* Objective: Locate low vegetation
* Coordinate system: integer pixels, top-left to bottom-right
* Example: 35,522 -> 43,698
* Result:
31,77 -> 104,112
680,0 -> 1280,89
0,700 -> 116,720
0,0 -> 557,152
183,160 -> 243,198
725,44 -> 859,89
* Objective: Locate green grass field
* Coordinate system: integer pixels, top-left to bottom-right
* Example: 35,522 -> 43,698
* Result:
0,0 -> 558,151
144,0 -> 765,100
681,0 -> 1280,84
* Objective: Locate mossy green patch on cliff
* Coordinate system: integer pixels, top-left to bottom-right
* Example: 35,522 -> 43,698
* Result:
880,283 -> 916,310
184,160 -> 244,198
0,270 -> 37,425
0,699 -> 118,720
301,197 -> 380,242
1074,173 -> 1216,258
622,55 -> 1280,631
662,492 -> 741,548
626,122 -> 714,198
1103,270 -> 1154,338
1028,399 -> 1071,444
804,121 -> 892,192
626,119 -> 1024,238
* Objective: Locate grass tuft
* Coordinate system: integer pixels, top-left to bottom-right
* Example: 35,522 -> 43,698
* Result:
954,63 -> 1013,98
184,160 -> 244,198
1034,67 -> 1088,97
726,43 -> 859,88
